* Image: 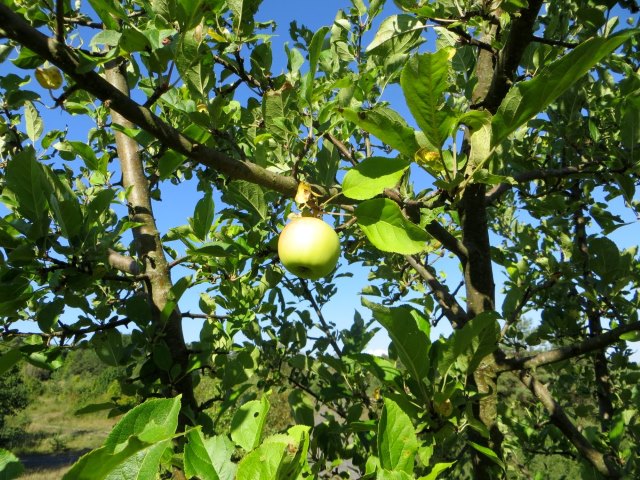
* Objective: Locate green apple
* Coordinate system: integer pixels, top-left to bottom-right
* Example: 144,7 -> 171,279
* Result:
278,217 -> 340,280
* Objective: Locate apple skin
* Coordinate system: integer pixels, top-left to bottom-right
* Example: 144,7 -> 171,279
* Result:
278,217 -> 340,280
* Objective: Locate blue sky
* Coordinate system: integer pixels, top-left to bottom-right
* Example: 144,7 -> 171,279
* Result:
2,0 -> 639,358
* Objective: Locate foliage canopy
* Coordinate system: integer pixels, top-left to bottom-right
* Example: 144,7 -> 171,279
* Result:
0,0 -> 639,478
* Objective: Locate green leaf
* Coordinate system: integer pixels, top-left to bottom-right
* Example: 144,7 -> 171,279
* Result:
87,0 -> 128,30
75,402 -> 119,415
589,237 -> 620,282
235,441 -> 289,480
11,47 -> 43,69
36,298 -> 65,332
342,157 -> 410,200
0,448 -> 24,480
436,312 -> 500,375
621,97 -> 639,152
89,30 -> 122,48
366,15 -> 425,57
400,49 -> 456,151
230,396 -> 270,451
161,275 -> 192,321
55,140 -> 102,172
341,107 -> 424,157
24,102 -> 43,143
108,396 -> 181,446
364,301 -> 430,399
376,469 -> 413,479
419,461 -> 456,480
152,341 -> 173,372
185,429 -> 221,480
235,426 -> 310,480
47,195 -> 83,241
304,26 -> 330,103
262,89 -> 289,140
467,441 -> 505,470
191,190 -> 215,241
225,181 -> 267,222
63,437 -> 153,480
205,435 -> 237,480
104,440 -> 170,480
492,29 -> 638,146
158,150 -> 187,179
0,349 -> 22,376
349,353 -> 401,386
176,25 -> 215,100
355,198 -> 429,254
458,110 -> 493,167
92,329 -> 125,367
64,397 -> 180,479
228,0 -> 261,36
188,242 -> 234,257
378,398 -> 419,474
221,347 -> 259,391
288,389 -> 315,426
5,148 -> 49,223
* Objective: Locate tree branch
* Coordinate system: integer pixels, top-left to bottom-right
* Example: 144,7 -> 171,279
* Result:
107,248 -> 140,275
181,311 -> 229,321
518,370 -> 621,478
498,321 -> 640,372
431,18 -> 494,52
404,254 -> 469,329
485,166 -> 595,204
532,35 -> 578,49
0,6 -> 304,199
572,182 -> 614,424
323,132 -> 357,166
2,317 -> 132,342
55,0 -> 65,44
484,0 -> 545,112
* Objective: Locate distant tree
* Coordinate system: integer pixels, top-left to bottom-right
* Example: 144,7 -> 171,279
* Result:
0,366 -> 28,439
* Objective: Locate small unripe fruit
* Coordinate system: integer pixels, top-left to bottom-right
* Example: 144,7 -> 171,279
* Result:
35,66 -> 63,89
278,217 -> 340,280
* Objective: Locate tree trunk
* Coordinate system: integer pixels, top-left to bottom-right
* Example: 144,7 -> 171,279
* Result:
571,183 -> 615,426
105,60 -> 198,427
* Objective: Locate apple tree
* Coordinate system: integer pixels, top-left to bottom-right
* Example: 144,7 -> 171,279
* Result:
0,0 -> 639,478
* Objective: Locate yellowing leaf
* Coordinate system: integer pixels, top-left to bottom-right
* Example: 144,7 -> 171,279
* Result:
415,148 -> 440,164
207,28 -> 227,42
35,66 -> 63,89
196,103 -> 207,113
295,182 -> 313,206
415,148 -> 445,173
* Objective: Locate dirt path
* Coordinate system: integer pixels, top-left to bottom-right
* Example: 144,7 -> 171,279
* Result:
19,450 -> 87,472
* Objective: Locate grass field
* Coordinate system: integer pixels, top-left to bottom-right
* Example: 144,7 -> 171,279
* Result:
5,393 -> 119,479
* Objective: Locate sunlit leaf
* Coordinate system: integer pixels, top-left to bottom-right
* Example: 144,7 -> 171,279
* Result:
492,29 -> 638,145
356,198 -> 429,254
342,157 -> 410,200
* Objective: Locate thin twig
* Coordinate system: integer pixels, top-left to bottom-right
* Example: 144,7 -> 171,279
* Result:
532,35 -> 578,49
299,279 -> 343,358
181,311 -> 229,321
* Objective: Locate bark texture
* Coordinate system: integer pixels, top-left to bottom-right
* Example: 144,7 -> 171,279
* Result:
105,60 -> 197,425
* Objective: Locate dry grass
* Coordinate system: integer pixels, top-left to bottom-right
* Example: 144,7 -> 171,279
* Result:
5,393 -> 120,478
8,395 -> 118,456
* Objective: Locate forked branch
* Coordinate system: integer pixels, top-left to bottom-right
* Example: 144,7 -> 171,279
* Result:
498,321 -> 640,372
518,370 -> 621,478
